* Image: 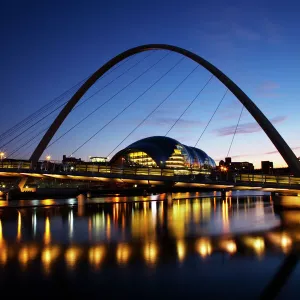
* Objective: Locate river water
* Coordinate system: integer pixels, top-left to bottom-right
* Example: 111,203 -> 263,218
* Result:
0,191 -> 300,299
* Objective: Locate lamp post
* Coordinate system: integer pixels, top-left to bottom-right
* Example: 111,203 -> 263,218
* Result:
0,152 -> 4,168
45,155 -> 51,171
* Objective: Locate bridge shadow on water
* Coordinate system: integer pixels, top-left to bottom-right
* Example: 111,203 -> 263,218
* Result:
0,191 -> 300,299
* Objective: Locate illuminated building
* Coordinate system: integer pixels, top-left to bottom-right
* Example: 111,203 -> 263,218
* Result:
219,157 -> 254,172
110,136 -> 216,171
62,155 -> 82,163
89,157 -> 108,163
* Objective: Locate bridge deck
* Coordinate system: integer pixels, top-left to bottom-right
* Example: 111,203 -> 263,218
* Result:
1,166 -> 300,192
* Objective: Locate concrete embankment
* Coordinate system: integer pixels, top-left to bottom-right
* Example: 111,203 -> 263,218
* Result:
6,186 -> 218,200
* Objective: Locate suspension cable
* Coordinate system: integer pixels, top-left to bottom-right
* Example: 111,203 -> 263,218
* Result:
164,75 -> 214,137
70,54 -> 183,156
72,51 -> 155,111
0,78 -> 86,142
10,58 -> 135,160
46,52 -> 171,151
0,56 -> 133,142
7,126 -> 49,158
12,131 -> 49,159
194,88 -> 228,148
0,52 -> 153,151
7,117 -> 53,149
106,64 -> 200,158
226,105 -> 244,157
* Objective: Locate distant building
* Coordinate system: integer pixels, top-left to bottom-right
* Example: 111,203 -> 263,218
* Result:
225,157 -> 232,165
219,157 -> 254,173
62,155 -> 81,163
261,161 -> 273,174
90,157 -> 108,164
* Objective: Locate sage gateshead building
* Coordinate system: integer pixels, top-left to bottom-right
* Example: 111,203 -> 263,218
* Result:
110,136 -> 216,174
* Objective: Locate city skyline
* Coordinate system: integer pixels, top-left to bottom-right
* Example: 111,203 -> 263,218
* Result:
1,0 -> 300,168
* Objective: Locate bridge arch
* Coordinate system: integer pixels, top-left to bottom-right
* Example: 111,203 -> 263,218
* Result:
30,44 -> 300,175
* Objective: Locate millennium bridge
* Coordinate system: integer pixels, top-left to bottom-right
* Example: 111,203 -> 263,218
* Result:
1,44 -> 300,200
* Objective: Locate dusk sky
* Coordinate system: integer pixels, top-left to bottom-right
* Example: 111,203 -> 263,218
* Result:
1,0 -> 300,168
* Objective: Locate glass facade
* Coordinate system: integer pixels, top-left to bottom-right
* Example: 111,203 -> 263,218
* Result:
110,136 -> 216,170
127,151 -> 156,167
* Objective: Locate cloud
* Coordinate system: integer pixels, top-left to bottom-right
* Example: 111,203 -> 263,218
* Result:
201,8 -> 283,49
256,81 -> 283,98
255,81 -> 284,98
214,153 -> 257,162
213,115 -> 287,136
264,146 -> 300,156
214,146 -> 300,161
232,23 -> 261,41
257,81 -> 280,93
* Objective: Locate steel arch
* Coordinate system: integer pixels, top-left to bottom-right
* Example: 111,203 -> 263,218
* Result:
30,44 -> 300,175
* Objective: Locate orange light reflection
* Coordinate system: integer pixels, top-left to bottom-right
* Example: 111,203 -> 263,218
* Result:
89,246 -> 105,269
41,246 -> 60,274
116,244 -> 131,265
196,238 -> 212,258
44,217 -> 51,245
144,242 -> 158,266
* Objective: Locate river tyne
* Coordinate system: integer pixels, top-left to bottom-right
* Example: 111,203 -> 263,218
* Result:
0,191 -> 300,299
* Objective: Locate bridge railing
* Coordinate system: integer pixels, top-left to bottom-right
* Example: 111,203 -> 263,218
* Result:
0,160 -> 213,178
2,160 -> 300,186
236,173 -> 300,186
0,160 -> 31,169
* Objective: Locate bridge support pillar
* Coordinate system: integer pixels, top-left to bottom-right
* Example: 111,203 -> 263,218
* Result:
18,176 -> 28,192
271,191 -> 277,197
77,194 -> 86,216
6,191 -> 11,201
167,192 -> 173,204
221,189 -> 226,200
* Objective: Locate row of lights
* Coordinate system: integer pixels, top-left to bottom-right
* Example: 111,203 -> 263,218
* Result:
0,234 -> 293,270
0,243 -> 155,270
0,153 -> 50,161
220,166 -> 228,172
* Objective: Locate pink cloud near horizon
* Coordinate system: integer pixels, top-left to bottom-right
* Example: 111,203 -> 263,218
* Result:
213,115 -> 287,137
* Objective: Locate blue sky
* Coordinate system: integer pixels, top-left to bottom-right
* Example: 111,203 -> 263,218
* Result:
1,0 -> 300,167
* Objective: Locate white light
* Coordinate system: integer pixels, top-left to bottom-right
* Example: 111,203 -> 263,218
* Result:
69,210 -> 73,238
32,211 -> 37,237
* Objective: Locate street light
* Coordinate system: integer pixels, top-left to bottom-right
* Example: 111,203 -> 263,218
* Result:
46,155 -> 51,161
0,152 -> 5,161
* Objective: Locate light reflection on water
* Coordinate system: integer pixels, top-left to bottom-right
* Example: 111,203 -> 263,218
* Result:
0,192 -> 300,298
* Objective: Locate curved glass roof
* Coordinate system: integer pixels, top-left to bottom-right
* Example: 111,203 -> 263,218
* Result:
110,136 -> 215,168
